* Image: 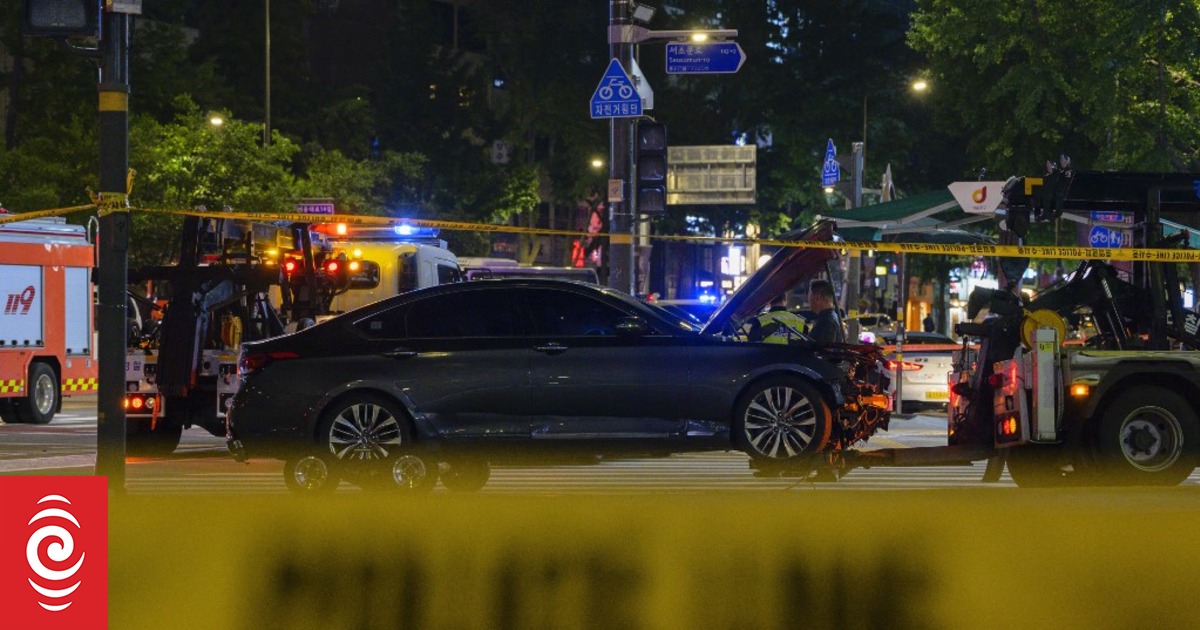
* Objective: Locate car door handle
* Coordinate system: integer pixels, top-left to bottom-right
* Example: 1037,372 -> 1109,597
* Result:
381,348 -> 418,359
534,343 -> 568,355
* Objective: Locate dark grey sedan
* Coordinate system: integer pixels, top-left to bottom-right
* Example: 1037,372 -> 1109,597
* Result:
227,222 -> 891,491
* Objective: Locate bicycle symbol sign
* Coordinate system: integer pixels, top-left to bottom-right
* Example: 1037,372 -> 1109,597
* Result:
590,59 -> 642,119
1089,225 -> 1126,248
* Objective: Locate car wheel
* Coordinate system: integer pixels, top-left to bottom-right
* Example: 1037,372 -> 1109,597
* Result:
1005,445 -> 1072,488
284,454 -> 340,494
440,459 -> 491,492
318,394 -> 410,463
126,417 -> 183,456
1096,387 -> 1198,485
15,363 -> 58,424
734,376 -> 831,461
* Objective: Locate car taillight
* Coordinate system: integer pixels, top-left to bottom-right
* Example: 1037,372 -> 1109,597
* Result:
885,359 -> 923,371
238,351 -> 299,376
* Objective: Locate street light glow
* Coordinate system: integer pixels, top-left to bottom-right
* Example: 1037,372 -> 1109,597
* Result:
209,115 -> 224,127
691,32 -> 709,42
912,79 -> 929,92
591,158 -> 605,169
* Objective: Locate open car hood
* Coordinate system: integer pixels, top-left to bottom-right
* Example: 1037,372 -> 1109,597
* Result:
701,220 -> 838,336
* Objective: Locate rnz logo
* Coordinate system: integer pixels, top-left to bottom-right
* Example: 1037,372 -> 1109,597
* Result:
1,477 -> 107,629
26,494 -> 88,612
4,285 -> 36,315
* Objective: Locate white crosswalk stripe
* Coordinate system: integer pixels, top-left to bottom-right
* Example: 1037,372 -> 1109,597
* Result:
121,452 -> 1035,495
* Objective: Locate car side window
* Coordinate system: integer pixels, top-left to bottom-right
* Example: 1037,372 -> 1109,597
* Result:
355,289 -> 519,338
525,289 -> 628,336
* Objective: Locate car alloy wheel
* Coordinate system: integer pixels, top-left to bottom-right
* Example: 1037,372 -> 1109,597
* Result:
736,377 -> 831,461
323,396 -> 408,462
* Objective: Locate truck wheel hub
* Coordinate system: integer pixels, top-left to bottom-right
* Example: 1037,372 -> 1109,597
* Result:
1119,409 -> 1182,471
1123,422 -> 1160,457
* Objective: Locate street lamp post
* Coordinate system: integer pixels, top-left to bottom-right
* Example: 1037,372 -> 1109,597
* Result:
605,6 -> 738,294
264,0 -> 271,147
606,0 -> 635,293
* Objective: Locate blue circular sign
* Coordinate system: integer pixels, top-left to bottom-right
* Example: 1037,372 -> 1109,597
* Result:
1089,225 -> 1125,248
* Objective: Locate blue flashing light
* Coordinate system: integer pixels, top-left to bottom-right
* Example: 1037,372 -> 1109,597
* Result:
389,223 -> 440,239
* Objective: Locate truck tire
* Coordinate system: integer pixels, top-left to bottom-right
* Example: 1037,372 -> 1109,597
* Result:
0,399 -> 18,424
734,376 -> 831,462
14,363 -> 58,424
1096,387 -> 1199,485
126,418 -> 183,456
1005,445 -> 1072,488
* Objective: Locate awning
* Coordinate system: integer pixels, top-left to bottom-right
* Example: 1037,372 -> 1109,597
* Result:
819,188 -> 993,241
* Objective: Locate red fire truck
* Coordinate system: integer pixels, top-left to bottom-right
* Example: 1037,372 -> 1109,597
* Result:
0,215 -> 98,424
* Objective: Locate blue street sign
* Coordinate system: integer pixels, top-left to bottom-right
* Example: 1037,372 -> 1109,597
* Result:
665,42 -> 747,74
1089,225 -> 1126,248
1089,210 -> 1131,224
821,139 -> 840,187
590,59 -> 642,119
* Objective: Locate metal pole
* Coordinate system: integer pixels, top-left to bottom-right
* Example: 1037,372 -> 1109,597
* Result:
844,142 -> 864,324
607,0 -> 633,293
95,9 -> 132,493
264,0 -> 271,147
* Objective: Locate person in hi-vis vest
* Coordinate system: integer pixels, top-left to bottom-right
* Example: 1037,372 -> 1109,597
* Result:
745,294 -> 808,343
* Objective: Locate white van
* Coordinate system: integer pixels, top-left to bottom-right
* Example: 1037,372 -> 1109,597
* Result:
458,257 -> 599,284
329,241 -> 461,314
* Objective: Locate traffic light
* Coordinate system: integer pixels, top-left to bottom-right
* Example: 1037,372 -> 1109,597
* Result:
21,0 -> 99,38
636,121 -> 668,214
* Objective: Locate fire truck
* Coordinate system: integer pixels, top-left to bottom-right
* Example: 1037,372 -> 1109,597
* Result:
124,214 -> 381,454
0,215 -> 98,424
777,168 -> 1200,487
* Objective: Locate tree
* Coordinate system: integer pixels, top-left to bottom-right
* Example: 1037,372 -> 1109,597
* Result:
127,97 -> 300,265
909,0 -> 1200,175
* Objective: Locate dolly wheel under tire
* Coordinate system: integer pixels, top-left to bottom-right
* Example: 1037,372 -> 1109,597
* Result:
440,459 -> 491,492
284,454 -> 340,494
319,395 -> 410,463
15,363 -> 58,424
734,377 -> 832,462
384,454 -> 438,493
1097,387 -> 1199,486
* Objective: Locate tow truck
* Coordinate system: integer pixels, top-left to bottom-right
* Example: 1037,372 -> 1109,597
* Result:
791,168 -> 1200,486
124,214 -> 380,454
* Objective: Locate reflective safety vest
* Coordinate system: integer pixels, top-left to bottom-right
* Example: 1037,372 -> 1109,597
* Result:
749,309 -> 809,344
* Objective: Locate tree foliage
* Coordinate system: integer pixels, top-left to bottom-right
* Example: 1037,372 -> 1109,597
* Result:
909,0 -> 1200,175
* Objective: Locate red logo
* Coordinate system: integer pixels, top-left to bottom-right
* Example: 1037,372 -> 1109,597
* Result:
0,477 -> 108,630
3,285 -> 36,315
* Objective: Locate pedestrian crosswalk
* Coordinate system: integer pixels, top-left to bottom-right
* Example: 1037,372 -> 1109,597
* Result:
122,451 -> 1032,495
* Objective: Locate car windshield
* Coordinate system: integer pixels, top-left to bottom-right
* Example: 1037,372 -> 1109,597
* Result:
642,302 -> 703,332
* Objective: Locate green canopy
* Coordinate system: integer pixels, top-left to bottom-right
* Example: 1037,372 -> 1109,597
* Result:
818,188 -> 993,242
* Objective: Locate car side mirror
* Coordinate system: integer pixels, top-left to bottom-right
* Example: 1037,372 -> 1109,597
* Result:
615,316 -> 649,337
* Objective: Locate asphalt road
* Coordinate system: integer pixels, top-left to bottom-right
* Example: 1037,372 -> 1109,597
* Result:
4,396 -> 1200,496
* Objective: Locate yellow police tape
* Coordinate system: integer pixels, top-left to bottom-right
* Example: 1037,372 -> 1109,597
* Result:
108,492 -> 1200,629
7,202 -> 1200,263
0,204 -> 96,224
